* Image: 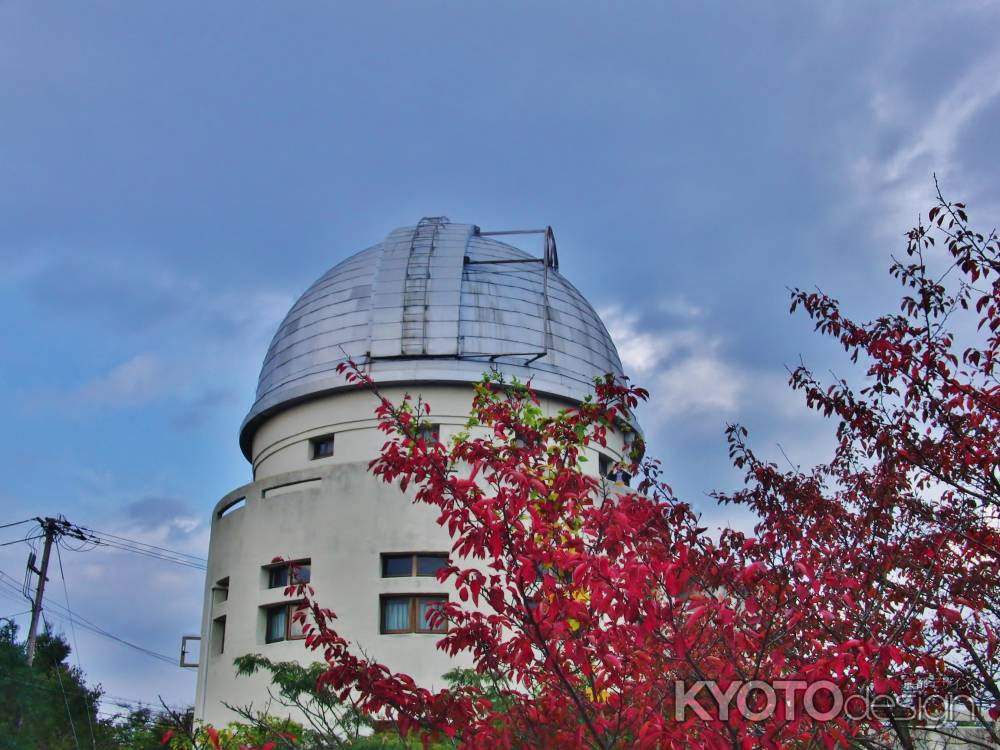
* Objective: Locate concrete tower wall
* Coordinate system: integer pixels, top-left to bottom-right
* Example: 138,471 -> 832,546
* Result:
195,383 -> 628,726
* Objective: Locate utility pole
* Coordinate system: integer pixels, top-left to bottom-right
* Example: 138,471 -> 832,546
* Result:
25,517 -> 57,666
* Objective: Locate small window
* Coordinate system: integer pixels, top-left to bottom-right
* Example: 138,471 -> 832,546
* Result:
382,554 -> 413,577
212,616 -> 226,654
381,553 -> 448,578
310,434 -> 335,460
415,424 -> 440,445
213,577 -> 230,605
268,566 -> 288,589
415,554 -> 448,577
266,559 -> 311,589
598,454 -> 612,478
264,602 -> 306,643
380,595 -> 447,634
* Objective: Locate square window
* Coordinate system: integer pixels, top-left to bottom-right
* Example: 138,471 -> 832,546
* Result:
310,435 -> 335,460
415,424 -> 440,445
266,559 -> 311,589
382,554 -> 414,577
415,554 -> 447,577
264,603 -> 305,643
291,562 -> 310,585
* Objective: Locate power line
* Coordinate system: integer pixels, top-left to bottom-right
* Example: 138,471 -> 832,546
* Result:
0,533 -> 44,547
1,516 -> 207,569
49,619 -> 83,750
80,526 -> 206,563
0,570 -> 177,666
0,518 -> 34,529
0,674 -> 189,715
56,543 -> 99,750
86,537 -> 206,571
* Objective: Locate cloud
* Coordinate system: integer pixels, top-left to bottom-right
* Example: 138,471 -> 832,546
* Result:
651,352 -> 744,419
20,255 -> 292,415
601,305 -> 824,432
600,306 -> 698,377
849,48 -> 1000,239
72,353 -> 165,407
601,305 -> 748,423
169,387 -> 240,430
657,296 -> 704,320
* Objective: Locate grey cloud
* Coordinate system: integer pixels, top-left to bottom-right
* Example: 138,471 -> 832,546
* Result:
169,387 -> 240,430
24,256 -> 191,333
123,496 -> 195,529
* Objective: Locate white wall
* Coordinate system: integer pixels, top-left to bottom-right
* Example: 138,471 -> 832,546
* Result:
195,384 -> 627,727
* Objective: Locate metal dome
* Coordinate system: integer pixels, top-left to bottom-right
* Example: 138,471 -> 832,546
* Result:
239,217 -> 626,458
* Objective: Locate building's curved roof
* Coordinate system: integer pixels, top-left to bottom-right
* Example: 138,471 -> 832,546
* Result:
240,218 -> 626,458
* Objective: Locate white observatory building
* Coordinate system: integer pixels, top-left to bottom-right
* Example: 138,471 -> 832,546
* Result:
194,217 -> 634,725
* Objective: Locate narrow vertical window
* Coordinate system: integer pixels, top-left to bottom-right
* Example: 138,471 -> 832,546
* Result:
381,597 -> 411,633
265,606 -> 287,643
212,616 -> 226,654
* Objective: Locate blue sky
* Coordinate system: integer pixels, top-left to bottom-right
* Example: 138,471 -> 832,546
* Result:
1,1 -> 999,714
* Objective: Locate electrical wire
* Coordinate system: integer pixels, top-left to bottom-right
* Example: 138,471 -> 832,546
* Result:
87,537 -> 206,570
70,526 -> 206,571
56,543 -> 99,750
79,527 -> 206,563
0,518 -> 35,529
0,533 -> 44,547
46,616 -> 82,750
0,570 -> 177,666
0,674 -> 189,714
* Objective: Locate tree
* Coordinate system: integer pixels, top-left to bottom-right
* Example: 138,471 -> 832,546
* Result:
280,187 -> 999,749
0,620 -> 117,750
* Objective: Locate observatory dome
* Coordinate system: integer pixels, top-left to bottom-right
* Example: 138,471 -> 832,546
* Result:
240,217 -> 626,458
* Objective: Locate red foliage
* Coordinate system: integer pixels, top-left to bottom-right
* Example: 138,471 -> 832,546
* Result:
288,189 -> 1000,748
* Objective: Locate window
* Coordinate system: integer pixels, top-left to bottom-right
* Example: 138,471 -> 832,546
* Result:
415,424 -> 440,444
264,602 -> 306,643
381,553 -> 448,578
598,454 -> 612,478
380,595 -> 448,634
266,559 -> 311,589
310,434 -> 335,459
212,616 -> 226,654
213,576 -> 229,604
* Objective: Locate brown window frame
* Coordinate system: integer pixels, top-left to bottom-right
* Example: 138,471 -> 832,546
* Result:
380,552 -> 448,578
309,434 -> 335,460
264,601 -> 307,643
379,594 -> 448,635
264,558 -> 311,589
